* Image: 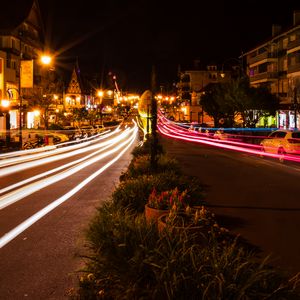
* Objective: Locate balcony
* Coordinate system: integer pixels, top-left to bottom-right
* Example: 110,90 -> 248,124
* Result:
1,47 -> 20,56
287,39 -> 300,51
288,63 -> 300,73
249,72 -> 278,82
248,52 -> 277,65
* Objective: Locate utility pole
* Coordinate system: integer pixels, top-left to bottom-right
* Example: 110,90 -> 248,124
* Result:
294,87 -> 298,130
19,38 -> 23,149
150,65 -> 158,170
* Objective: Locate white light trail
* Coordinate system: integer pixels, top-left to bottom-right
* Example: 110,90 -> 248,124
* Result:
0,129 -> 130,194
0,130 -> 115,168
0,126 -> 137,249
0,129 -> 126,177
0,128 -> 136,209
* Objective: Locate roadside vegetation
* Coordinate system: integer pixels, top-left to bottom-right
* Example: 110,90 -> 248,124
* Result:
74,135 -> 300,299
200,76 -> 280,128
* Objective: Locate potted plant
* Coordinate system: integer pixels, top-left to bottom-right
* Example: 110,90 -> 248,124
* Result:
144,187 -> 187,223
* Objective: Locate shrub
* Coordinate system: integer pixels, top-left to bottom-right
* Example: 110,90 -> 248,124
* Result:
120,154 -> 181,181
78,203 -> 300,299
113,172 -> 205,213
78,203 -> 160,299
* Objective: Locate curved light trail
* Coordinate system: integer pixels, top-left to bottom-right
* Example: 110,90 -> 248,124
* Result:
0,128 -> 133,195
158,113 -> 300,163
0,129 -> 125,177
0,124 -> 138,248
0,129 -> 114,168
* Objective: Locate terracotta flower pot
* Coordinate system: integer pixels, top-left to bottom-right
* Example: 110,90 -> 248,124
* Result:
144,204 -> 168,223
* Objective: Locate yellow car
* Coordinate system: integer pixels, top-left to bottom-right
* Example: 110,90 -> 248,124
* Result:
260,130 -> 300,156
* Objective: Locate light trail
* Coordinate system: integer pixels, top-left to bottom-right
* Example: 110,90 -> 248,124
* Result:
0,129 -> 115,167
0,129 -> 126,177
158,111 -> 272,141
160,116 -> 262,150
0,125 -> 138,249
0,129 -> 130,194
158,122 -> 300,163
0,127 -> 136,209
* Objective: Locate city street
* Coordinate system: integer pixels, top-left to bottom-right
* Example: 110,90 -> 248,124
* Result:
159,133 -> 300,277
0,126 -> 138,299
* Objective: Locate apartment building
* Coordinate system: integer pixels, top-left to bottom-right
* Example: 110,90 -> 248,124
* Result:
0,0 -> 44,138
243,11 -> 300,129
177,64 -> 232,123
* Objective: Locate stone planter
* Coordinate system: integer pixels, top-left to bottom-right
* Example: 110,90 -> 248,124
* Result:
144,204 -> 168,223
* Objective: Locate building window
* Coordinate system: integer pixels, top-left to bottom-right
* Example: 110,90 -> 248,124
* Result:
258,63 -> 267,73
258,47 -> 267,54
182,74 -> 190,83
290,34 -> 296,42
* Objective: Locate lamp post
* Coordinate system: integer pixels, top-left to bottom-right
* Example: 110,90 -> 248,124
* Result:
97,90 -> 104,126
17,53 -> 53,149
1,99 -> 10,147
293,87 -> 298,130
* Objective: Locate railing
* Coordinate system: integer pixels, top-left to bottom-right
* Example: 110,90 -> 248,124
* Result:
287,38 -> 300,50
288,63 -> 300,73
249,72 -> 278,82
248,52 -> 277,65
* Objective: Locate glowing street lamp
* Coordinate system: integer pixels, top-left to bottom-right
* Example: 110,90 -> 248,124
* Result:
40,54 -> 52,65
97,90 -> 104,97
1,99 -> 10,108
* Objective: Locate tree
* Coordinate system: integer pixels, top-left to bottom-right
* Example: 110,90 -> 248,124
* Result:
26,69 -> 64,129
72,108 -> 88,127
224,77 -> 279,127
201,78 -> 280,128
200,83 -> 226,127
243,86 -> 280,127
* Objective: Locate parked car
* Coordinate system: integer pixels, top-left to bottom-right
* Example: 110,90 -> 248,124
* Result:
94,124 -> 104,133
260,130 -> 300,158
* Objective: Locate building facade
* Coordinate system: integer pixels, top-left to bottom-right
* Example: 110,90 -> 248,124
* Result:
177,65 -> 232,123
244,11 -> 300,129
0,0 -> 45,143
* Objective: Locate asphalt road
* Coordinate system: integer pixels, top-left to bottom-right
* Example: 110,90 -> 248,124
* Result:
160,134 -> 300,277
0,128 -> 138,299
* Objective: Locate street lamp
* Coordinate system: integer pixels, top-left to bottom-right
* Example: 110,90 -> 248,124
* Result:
40,55 -> 52,65
17,53 -> 53,148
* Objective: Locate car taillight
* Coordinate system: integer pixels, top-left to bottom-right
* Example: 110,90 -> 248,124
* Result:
287,138 -> 300,144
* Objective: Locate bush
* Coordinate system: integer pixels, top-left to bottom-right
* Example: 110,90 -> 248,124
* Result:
78,203 -> 300,299
78,203 -> 160,299
120,154 -> 181,181
113,172 -> 206,213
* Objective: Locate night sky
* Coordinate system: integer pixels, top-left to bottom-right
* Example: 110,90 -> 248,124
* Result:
39,0 -> 300,92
